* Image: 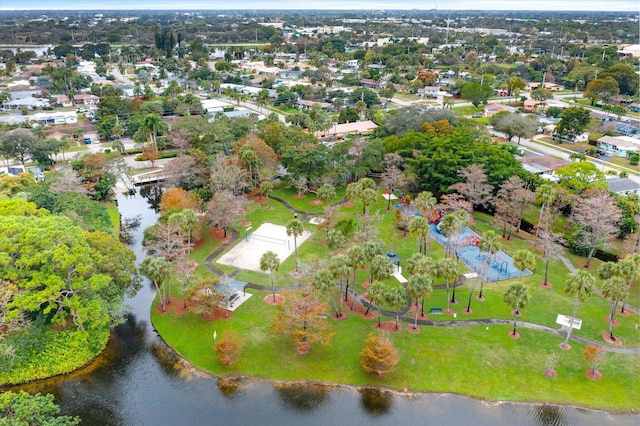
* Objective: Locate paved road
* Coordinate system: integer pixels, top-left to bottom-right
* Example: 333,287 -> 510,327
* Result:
489,129 -> 640,185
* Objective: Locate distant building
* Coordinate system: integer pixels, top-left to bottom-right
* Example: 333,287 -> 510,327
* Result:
597,136 -> 640,158
315,120 -> 378,141
607,177 -> 640,196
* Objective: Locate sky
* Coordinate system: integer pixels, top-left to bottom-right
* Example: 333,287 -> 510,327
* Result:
1,0 -> 638,11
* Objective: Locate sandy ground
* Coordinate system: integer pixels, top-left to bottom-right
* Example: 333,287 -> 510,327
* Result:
217,223 -> 312,272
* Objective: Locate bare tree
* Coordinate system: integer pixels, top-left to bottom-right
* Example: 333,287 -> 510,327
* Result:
207,190 -> 244,238
380,166 -> 408,210
210,153 -> 249,195
163,155 -> 208,190
448,164 -> 493,209
495,176 -> 530,239
49,165 -> 89,195
438,193 -> 472,215
571,188 -> 622,268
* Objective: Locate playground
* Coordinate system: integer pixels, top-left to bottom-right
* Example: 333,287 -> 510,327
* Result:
217,222 -> 311,272
430,224 -> 533,282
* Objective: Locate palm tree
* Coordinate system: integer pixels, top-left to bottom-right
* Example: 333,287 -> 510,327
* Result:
409,216 -> 429,254
407,273 -> 432,328
346,245 -> 366,303
286,219 -> 304,272
535,184 -> 557,237
367,281 -> 387,326
140,113 -> 168,150
329,254 -> 350,317
601,276 -> 627,342
167,209 -> 198,258
414,191 -> 437,217
317,183 -> 336,207
362,240 -> 385,284
439,210 -> 469,258
260,251 -> 280,302
513,249 -> 536,283
371,254 -> 393,288
360,188 -> 378,216
478,230 -> 500,299
139,256 -> 171,312
345,181 -> 362,225
313,269 -> 337,315
503,282 -> 531,337
562,270 -> 595,348
386,286 -> 409,330
358,178 -> 377,214
616,254 -> 640,314
437,257 -> 458,314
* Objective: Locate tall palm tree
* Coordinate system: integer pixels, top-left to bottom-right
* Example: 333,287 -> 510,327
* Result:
260,251 -> 280,302
386,286 -> 409,330
437,257 -> 458,314
407,273 -> 432,328
360,188 -> 378,216
286,219 -> 304,272
358,178 -> 377,214
503,282 -> 531,336
615,254 -> 640,314
478,230 -> 500,299
346,245 -> 366,303
414,191 -> 437,218
513,249 -> 536,283
140,113 -> 168,150
317,183 -> 336,207
313,269 -> 336,315
409,216 -> 429,254
601,276 -> 627,342
367,282 -> 387,326
329,254 -> 350,317
362,240 -> 384,284
370,254 -> 393,288
562,270 -> 595,348
345,181 -> 362,225
439,210 -> 469,258
139,256 -> 171,312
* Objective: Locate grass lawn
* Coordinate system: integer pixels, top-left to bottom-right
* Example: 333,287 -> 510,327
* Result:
155,187 -> 640,412
452,105 -> 483,116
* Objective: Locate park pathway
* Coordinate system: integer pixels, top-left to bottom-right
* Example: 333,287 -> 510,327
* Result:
200,192 -> 640,354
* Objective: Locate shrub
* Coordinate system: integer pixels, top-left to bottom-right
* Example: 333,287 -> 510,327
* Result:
215,331 -> 244,366
360,333 -> 400,377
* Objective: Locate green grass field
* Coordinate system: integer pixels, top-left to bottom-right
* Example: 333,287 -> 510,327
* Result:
156,187 -> 640,412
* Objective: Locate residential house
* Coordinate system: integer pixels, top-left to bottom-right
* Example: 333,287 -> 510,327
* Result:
53,95 -> 73,107
597,135 -> 640,158
73,94 -> 100,106
417,86 -> 440,98
525,82 -> 565,91
315,120 -> 378,141
524,99 -> 546,112
2,96 -> 50,110
607,178 -> 640,196
517,155 -> 570,181
297,100 -> 331,110
483,103 -> 510,117
360,78 -> 385,89
31,111 -> 78,125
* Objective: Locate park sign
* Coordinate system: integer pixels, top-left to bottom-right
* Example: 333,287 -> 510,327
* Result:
556,314 -> 582,330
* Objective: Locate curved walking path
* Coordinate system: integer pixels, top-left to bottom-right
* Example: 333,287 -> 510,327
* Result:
201,194 -> 640,355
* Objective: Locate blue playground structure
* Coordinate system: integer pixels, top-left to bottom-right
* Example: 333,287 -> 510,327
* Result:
430,224 -> 533,282
394,203 -> 421,217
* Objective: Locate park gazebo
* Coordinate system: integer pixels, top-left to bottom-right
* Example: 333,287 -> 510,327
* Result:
386,250 -> 401,270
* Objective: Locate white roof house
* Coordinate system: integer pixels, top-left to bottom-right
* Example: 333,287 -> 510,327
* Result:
2,96 -> 50,110
597,136 -> 640,157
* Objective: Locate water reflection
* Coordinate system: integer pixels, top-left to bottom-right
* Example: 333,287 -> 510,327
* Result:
276,383 -> 330,413
528,404 -> 568,426
138,184 -> 163,212
359,387 -> 394,417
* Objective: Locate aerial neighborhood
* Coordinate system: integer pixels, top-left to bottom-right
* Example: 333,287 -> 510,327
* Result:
0,7 -> 639,424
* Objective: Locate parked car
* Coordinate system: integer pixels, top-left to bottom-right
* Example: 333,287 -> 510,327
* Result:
83,137 -> 92,144
472,112 -> 483,118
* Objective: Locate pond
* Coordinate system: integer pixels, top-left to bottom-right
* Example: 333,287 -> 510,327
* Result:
9,187 -> 637,426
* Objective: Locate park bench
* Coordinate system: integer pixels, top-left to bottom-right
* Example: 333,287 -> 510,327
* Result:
429,307 -> 443,315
